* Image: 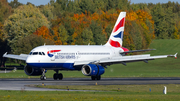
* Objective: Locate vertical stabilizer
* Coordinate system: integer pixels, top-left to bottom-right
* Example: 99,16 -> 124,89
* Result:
105,12 -> 126,47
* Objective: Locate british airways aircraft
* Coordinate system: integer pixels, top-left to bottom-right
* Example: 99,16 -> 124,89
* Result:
3,12 -> 177,80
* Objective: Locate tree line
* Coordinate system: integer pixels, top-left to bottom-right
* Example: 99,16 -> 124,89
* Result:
0,0 -> 179,65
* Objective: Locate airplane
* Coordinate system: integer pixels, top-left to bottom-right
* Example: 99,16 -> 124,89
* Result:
3,12 -> 177,80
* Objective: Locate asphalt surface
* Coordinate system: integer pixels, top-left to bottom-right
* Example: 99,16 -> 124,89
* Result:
0,77 -> 180,91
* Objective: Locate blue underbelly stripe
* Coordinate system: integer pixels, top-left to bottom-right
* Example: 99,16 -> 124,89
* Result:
27,63 -> 75,70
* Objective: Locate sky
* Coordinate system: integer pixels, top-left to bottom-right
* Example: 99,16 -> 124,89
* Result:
130,0 -> 180,4
7,0 -> 180,6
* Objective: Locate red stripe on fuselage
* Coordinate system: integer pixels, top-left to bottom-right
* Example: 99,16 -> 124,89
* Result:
47,50 -> 61,54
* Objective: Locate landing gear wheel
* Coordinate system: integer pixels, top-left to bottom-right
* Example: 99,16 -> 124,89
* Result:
97,75 -> 101,80
53,74 -> 58,80
40,75 -> 46,80
91,75 -> 101,80
53,73 -> 63,80
58,73 -> 63,80
91,76 -> 96,80
40,69 -> 46,80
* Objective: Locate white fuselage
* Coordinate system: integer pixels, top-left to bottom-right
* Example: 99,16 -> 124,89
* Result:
26,45 -> 124,70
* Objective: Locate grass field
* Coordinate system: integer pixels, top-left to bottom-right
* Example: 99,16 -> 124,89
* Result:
0,84 -> 180,101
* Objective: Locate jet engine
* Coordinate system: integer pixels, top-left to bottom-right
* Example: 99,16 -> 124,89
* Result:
81,64 -> 105,76
24,65 -> 42,76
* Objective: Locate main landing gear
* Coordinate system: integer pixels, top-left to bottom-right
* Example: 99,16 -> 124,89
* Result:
53,70 -> 63,80
91,75 -> 101,80
40,69 -> 46,80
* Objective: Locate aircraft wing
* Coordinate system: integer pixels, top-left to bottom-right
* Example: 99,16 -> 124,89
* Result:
74,54 -> 174,66
3,52 -> 28,61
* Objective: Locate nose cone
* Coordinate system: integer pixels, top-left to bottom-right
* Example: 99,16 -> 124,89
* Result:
26,56 -> 38,67
26,56 -> 31,64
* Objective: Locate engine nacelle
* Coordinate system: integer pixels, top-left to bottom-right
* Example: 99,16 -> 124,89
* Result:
81,64 -> 105,76
24,65 -> 42,76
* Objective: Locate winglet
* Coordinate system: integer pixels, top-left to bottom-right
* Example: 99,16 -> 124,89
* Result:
3,52 -> 7,57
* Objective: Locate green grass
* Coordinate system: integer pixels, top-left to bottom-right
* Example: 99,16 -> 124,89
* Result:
1,39 -> 180,78
147,39 -> 180,55
1,84 -> 180,101
34,84 -> 180,92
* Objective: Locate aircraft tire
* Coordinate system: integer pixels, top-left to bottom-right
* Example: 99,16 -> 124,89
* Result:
91,76 -> 96,80
58,73 -> 63,80
40,75 -> 46,80
97,75 -> 101,80
53,74 -> 58,80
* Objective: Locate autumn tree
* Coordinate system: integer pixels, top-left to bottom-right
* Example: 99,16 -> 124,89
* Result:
81,28 -> 94,45
0,0 -> 12,23
90,20 -> 106,45
9,0 -> 23,8
33,26 -> 52,40
40,5 -> 54,21
14,34 -> 54,55
4,4 -> 49,53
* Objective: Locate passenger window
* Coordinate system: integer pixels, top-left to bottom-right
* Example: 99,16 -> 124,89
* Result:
39,52 -> 42,55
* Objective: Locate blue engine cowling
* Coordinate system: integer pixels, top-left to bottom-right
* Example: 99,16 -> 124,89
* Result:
24,65 -> 42,76
81,64 -> 105,76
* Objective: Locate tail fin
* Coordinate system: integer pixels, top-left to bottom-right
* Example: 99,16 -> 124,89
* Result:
105,12 -> 126,48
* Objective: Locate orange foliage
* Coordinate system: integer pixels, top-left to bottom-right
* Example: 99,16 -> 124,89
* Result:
49,9 -> 154,48
33,26 -> 52,40
51,26 -> 62,45
126,11 -> 138,21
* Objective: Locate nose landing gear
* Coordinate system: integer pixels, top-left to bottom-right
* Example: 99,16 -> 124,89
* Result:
40,69 -> 46,80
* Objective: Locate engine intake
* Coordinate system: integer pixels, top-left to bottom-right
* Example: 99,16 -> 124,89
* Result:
24,65 -> 42,76
81,64 -> 105,76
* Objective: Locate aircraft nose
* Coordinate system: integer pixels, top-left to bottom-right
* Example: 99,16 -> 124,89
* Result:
26,56 -> 32,64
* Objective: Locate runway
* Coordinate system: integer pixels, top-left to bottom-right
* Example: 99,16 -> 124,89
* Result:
0,77 -> 180,91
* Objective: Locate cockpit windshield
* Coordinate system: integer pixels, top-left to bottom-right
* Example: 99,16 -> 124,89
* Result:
29,52 -> 45,55
33,52 -> 38,55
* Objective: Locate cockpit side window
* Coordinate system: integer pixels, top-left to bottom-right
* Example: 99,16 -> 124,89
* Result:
42,52 -> 45,55
39,52 -> 42,55
29,52 -> 32,55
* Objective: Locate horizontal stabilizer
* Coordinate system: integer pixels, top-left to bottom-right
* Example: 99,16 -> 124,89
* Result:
121,49 -> 156,54
168,53 -> 178,59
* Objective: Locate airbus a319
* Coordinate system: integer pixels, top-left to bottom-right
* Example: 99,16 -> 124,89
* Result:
3,12 -> 177,80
